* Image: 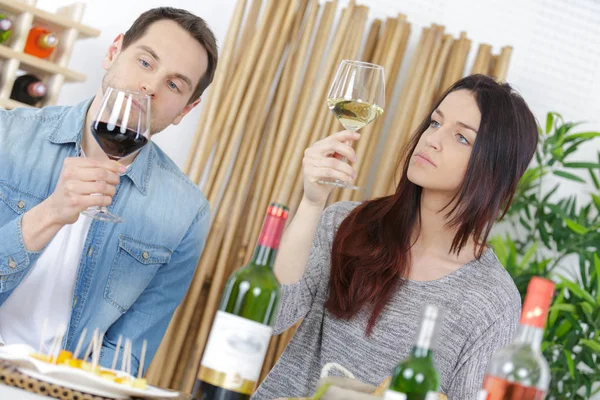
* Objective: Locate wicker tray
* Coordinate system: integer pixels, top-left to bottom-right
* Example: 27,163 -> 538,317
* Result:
0,360 -> 189,400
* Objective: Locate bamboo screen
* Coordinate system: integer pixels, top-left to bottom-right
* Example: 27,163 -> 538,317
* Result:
145,0 -> 513,393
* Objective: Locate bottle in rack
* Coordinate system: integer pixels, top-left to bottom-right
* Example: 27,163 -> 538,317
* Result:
478,277 -> 555,400
384,304 -> 442,400
0,14 -> 12,44
24,26 -> 58,59
10,74 -> 47,106
192,203 -> 289,400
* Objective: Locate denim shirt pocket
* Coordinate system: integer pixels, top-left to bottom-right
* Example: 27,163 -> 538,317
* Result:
104,235 -> 173,314
0,181 -> 44,291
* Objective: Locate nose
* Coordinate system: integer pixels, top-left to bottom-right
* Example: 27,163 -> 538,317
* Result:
425,127 -> 443,151
139,82 -> 156,98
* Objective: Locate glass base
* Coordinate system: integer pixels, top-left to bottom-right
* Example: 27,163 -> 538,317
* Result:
81,206 -> 124,223
317,178 -> 362,191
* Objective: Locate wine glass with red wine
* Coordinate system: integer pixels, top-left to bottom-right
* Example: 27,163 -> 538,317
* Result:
81,87 -> 151,223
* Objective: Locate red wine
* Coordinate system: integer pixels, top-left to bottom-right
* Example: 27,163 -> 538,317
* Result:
479,376 -> 545,400
10,75 -> 47,106
91,121 -> 147,160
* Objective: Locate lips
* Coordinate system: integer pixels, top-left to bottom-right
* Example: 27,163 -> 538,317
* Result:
414,152 -> 437,167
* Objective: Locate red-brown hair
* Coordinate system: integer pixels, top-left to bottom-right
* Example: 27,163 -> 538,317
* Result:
325,75 -> 539,334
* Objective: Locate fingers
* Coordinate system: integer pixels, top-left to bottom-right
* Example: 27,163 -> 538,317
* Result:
63,157 -> 127,175
65,181 -> 117,197
71,168 -> 121,186
307,134 -> 359,162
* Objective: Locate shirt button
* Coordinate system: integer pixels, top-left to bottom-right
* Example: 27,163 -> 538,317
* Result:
87,246 -> 94,257
17,200 -> 25,209
73,297 -> 78,307
8,257 -> 16,269
142,251 -> 149,260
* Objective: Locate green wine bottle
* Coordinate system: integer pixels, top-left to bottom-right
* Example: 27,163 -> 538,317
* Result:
192,203 -> 289,400
384,304 -> 442,400
0,15 -> 12,44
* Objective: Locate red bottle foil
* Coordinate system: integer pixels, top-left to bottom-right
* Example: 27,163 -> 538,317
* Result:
258,203 -> 289,249
520,276 -> 555,329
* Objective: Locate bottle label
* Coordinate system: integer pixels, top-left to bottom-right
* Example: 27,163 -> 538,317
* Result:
198,311 -> 273,395
383,391 -> 407,400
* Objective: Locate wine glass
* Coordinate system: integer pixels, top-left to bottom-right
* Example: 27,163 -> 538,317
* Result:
81,87 -> 151,223
318,60 -> 385,190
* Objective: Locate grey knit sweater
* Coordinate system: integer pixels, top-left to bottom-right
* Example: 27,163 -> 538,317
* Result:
252,201 -> 521,400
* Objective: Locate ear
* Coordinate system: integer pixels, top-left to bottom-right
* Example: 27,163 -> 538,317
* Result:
103,34 -> 125,70
172,98 -> 202,125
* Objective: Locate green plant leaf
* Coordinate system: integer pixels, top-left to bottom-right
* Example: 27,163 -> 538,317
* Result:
553,170 -> 586,183
519,242 -> 538,268
590,170 -> 600,190
580,339 -> 600,354
563,131 -> 600,143
595,254 -> 600,303
559,276 -> 596,306
592,194 -> 600,213
555,320 -> 572,338
550,303 -> 576,313
563,349 -> 575,378
563,162 -> 600,169
580,301 -> 594,316
546,113 -> 555,134
565,219 -> 589,235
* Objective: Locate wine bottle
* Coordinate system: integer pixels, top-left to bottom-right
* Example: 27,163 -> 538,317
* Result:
0,14 -> 12,44
192,204 -> 289,400
478,277 -> 555,400
24,26 -> 58,59
10,75 -> 47,106
384,304 -> 442,400
327,97 -> 383,131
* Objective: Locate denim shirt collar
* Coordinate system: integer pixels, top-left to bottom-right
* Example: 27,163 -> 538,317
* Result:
46,98 -> 152,195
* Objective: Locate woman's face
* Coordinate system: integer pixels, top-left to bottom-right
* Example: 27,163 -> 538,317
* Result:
407,89 -> 482,195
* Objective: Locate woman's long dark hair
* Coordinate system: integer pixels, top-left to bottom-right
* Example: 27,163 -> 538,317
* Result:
324,74 -> 539,334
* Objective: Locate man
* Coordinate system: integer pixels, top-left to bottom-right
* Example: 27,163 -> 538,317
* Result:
0,7 -> 218,376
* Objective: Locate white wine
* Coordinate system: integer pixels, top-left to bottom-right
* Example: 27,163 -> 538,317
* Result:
327,98 -> 383,131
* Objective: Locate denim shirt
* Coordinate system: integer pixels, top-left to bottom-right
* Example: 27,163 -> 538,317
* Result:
0,99 -> 210,376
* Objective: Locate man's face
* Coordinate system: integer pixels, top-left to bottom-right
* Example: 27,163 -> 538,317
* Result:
102,19 -> 209,134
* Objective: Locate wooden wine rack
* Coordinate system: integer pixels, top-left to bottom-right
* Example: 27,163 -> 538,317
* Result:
0,0 -> 100,110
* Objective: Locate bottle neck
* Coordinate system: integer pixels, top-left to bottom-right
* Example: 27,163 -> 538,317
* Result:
410,309 -> 438,359
250,245 -> 277,269
514,323 -> 544,352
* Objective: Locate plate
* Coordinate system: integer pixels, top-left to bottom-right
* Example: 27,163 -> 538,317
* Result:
0,344 -> 180,399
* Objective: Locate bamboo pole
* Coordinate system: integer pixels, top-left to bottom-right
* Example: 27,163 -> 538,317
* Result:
492,45 -> 512,81
471,43 -> 492,75
232,0 -> 264,70
186,0 -> 256,182
190,0 -> 279,188
236,0 -> 321,270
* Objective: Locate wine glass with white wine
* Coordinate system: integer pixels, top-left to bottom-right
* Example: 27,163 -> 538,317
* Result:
318,60 -> 385,190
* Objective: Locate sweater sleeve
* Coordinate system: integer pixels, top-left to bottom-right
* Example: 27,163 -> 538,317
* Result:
446,304 -> 520,399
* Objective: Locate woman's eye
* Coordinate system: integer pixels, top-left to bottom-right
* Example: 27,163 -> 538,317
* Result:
430,120 -> 440,128
139,59 -> 151,68
457,134 -> 470,145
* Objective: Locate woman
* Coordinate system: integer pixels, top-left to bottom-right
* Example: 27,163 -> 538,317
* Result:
253,74 -> 538,399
